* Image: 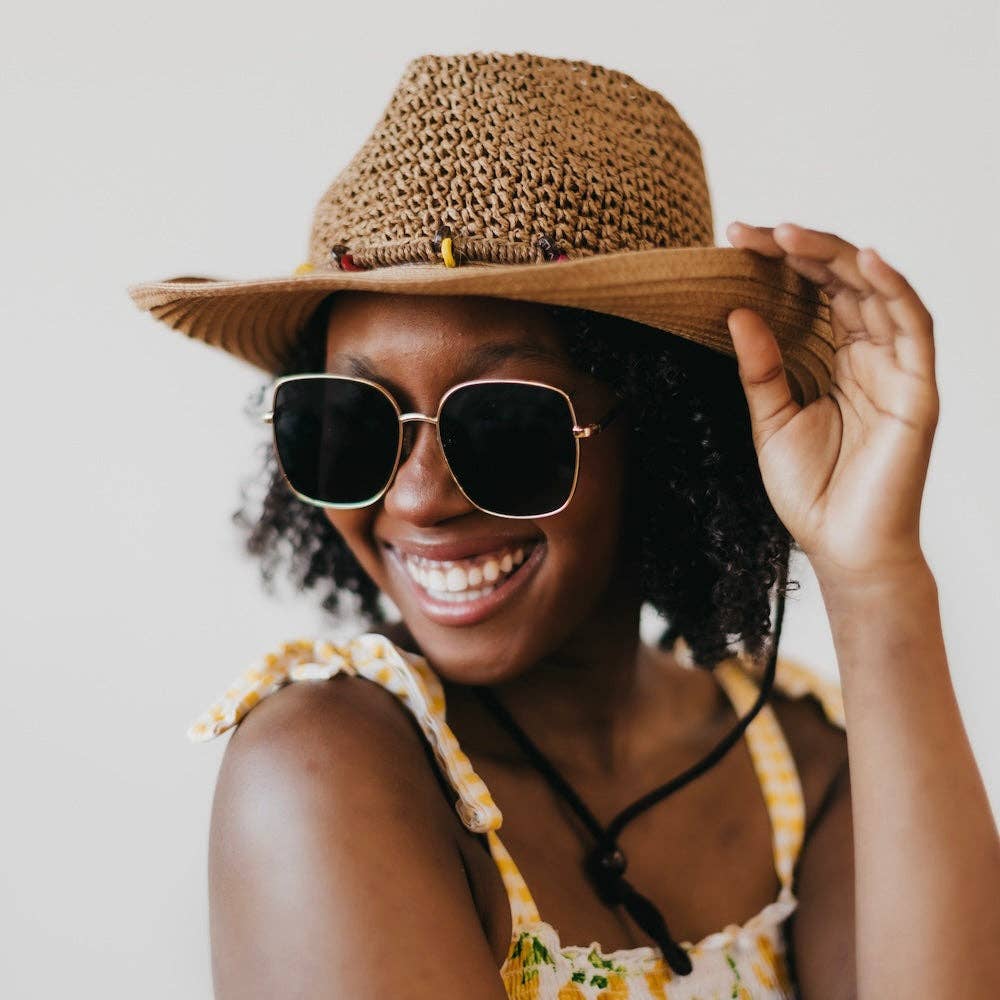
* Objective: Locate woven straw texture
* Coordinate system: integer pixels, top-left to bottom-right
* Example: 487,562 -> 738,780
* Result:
127,51 -> 834,404
306,51 -> 714,268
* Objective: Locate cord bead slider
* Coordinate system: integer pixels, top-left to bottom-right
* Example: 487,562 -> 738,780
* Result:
584,843 -> 629,905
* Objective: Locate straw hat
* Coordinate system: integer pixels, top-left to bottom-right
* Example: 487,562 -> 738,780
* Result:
126,50 -> 834,406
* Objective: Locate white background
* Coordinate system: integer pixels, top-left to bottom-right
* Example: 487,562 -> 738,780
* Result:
2,2 -> 998,996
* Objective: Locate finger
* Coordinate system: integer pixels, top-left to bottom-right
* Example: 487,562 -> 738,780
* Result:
844,337 -> 937,431
730,222 -> 901,350
726,222 -> 868,298
772,224 -> 903,348
821,279 -> 895,351
728,221 -> 864,290
771,222 -> 876,298
853,276 -> 900,347
726,221 -> 785,258
857,248 -> 936,379
727,307 -> 801,446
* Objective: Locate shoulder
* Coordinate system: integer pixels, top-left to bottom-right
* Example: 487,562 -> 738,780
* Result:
192,630 -> 472,830
769,654 -> 848,789
221,667 -> 426,773
766,658 -> 856,996
782,734 -> 855,996
714,648 -> 848,812
766,652 -> 845,733
193,630 -> 492,844
206,644 -> 507,997
210,643 -> 453,832
188,631 -> 436,742
770,683 -> 847,788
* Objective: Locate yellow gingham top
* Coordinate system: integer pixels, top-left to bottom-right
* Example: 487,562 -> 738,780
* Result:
189,632 -> 846,1000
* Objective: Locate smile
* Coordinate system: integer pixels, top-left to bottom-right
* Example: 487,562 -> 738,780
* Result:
385,539 -> 546,626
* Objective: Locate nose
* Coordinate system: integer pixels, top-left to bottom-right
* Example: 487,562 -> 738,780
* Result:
381,417 -> 473,525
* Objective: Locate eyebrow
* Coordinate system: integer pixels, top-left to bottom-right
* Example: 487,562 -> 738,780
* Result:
328,340 -> 574,383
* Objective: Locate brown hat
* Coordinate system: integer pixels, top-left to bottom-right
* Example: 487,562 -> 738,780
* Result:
126,50 -> 833,405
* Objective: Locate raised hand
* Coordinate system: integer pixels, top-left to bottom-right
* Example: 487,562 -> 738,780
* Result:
725,221 -> 939,583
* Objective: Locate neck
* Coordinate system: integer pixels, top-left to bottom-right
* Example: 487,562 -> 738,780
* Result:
438,573 -> 728,781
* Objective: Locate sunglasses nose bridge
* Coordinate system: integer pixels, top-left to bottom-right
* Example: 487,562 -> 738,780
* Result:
386,413 -> 472,512
398,412 -> 439,459
399,412 -> 439,427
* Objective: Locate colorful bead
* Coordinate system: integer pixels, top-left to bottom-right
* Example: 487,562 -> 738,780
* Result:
432,226 -> 457,267
537,233 -> 568,262
329,243 -> 367,271
440,236 -> 457,268
339,253 -> 365,272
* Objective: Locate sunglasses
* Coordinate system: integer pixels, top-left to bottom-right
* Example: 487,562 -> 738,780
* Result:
261,374 -> 624,519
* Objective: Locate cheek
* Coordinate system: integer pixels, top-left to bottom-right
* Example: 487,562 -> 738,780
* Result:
580,424 -> 630,523
544,432 -> 631,583
323,509 -> 384,581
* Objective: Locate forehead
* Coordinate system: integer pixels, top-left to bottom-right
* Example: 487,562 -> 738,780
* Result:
323,291 -> 573,379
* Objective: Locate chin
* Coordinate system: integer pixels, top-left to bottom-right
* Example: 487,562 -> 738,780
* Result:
397,617 -> 559,689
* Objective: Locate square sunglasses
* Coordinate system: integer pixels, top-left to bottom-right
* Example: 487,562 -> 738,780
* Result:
262,374 -> 624,519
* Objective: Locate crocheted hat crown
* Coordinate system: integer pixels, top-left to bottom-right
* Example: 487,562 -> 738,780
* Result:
127,50 -> 833,403
305,51 -> 715,271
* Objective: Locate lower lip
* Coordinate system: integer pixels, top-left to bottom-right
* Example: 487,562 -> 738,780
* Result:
385,542 -> 547,627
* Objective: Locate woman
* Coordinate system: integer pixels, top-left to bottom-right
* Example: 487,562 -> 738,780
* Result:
128,52 -> 999,999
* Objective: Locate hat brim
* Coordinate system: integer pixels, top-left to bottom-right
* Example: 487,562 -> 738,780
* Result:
127,245 -> 833,406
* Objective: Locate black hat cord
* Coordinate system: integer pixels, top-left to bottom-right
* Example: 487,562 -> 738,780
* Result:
470,566 -> 788,977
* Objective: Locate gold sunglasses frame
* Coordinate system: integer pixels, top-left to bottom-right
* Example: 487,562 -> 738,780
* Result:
262,374 -> 623,520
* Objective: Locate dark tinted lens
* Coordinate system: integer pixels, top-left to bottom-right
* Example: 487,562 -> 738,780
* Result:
439,382 -> 577,516
272,377 -> 400,505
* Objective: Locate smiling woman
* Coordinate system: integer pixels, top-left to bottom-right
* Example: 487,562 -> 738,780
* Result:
127,48 -> 1000,1000
209,288 -> 841,997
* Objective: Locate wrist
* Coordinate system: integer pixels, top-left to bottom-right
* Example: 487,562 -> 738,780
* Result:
811,551 -> 937,606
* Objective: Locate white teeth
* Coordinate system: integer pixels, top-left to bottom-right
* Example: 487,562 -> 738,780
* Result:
399,541 -> 538,598
426,585 -> 498,603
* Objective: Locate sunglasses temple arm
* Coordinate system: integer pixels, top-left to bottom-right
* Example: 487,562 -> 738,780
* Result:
601,398 -> 627,430
575,398 -> 626,438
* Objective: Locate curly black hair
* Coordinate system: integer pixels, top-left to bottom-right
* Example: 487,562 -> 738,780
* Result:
233,294 -> 800,670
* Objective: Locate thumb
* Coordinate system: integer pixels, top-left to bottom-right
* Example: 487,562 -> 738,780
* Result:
727,307 -> 800,447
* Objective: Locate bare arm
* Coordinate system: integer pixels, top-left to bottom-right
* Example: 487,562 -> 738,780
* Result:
208,675 -> 508,1000
724,221 -> 1000,997
809,562 -> 1000,998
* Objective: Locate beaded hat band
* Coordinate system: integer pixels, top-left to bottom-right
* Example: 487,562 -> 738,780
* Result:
126,50 -> 833,406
